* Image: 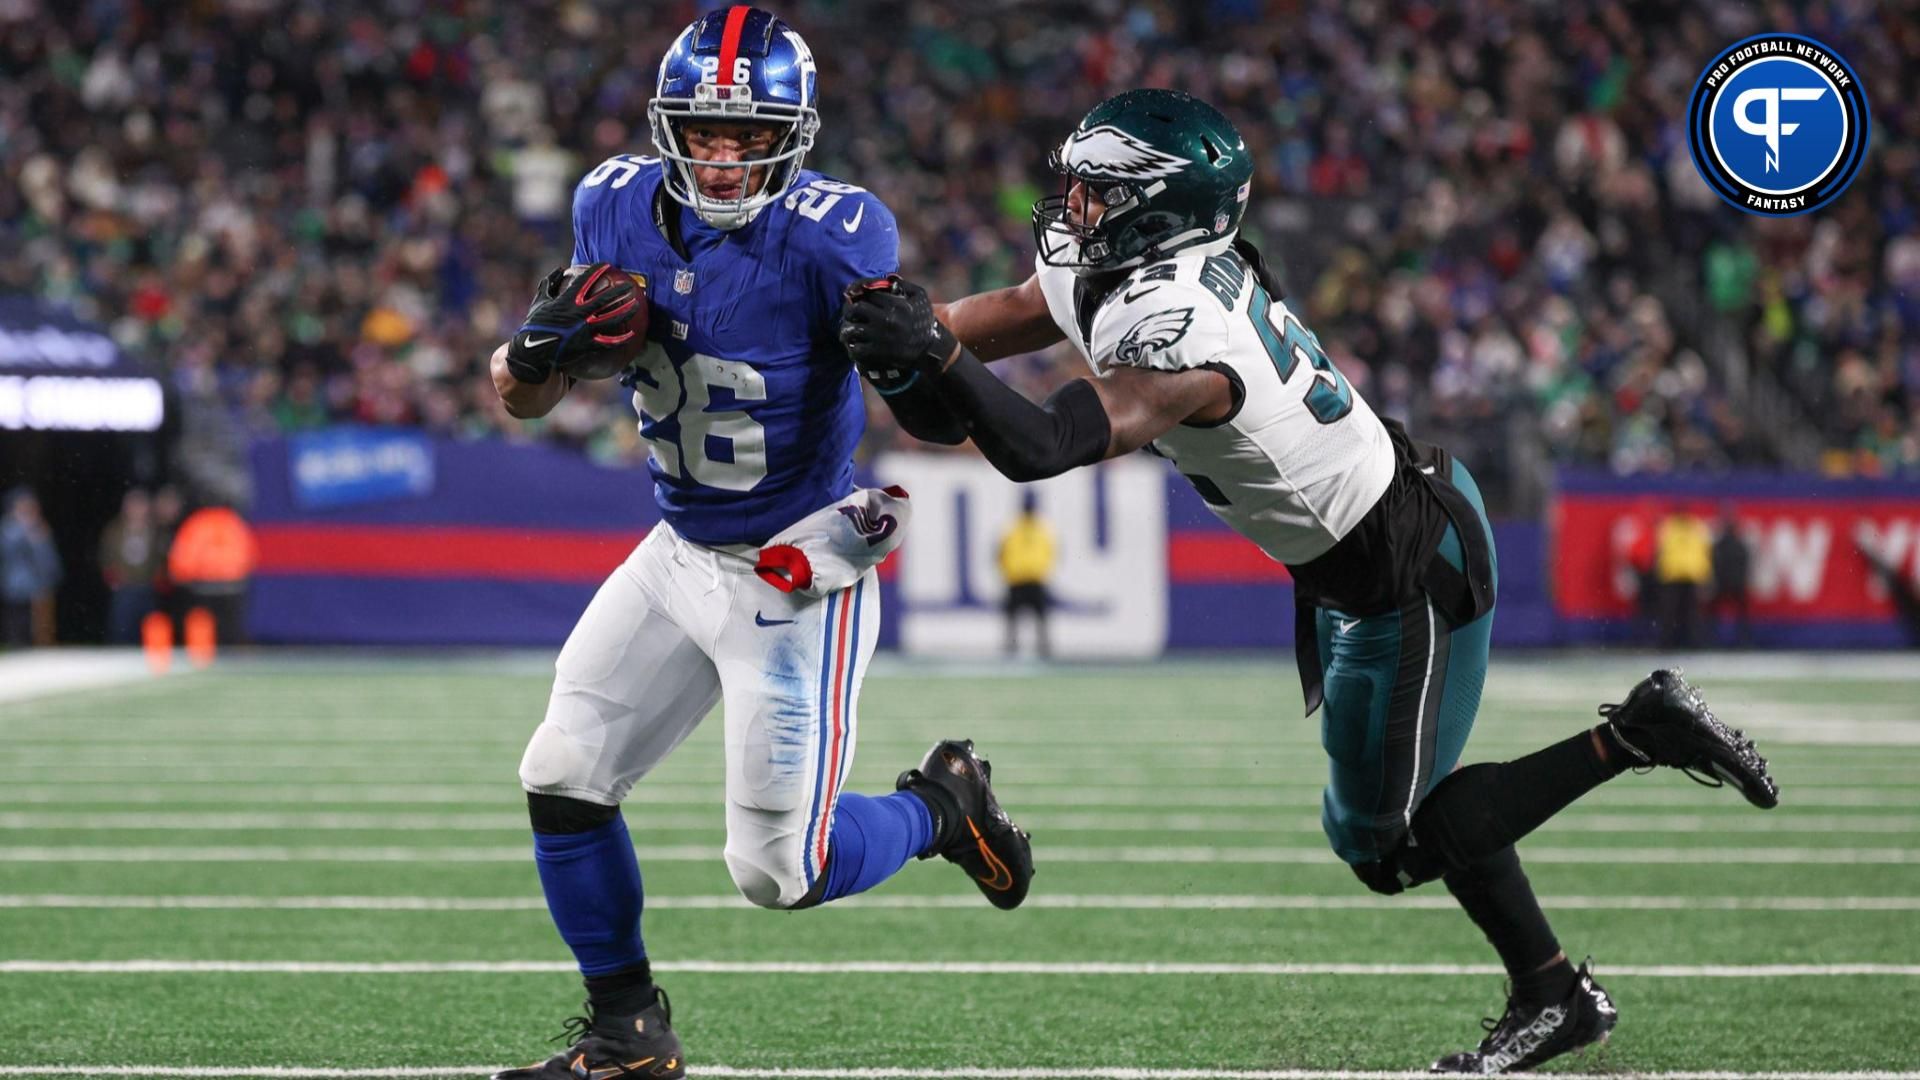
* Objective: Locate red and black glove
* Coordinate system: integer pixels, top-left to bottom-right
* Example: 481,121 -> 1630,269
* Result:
505,263 -> 641,384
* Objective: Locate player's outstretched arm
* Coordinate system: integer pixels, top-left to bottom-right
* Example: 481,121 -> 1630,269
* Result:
934,351 -> 1229,481
933,274 -> 1066,362
490,341 -> 571,419
841,276 -> 1231,481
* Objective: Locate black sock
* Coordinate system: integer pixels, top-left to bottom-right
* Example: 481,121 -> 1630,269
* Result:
1511,955 -> 1579,1008
584,962 -> 657,1017
1444,845 -> 1570,1005
903,782 -> 959,850
1416,728 -> 1625,867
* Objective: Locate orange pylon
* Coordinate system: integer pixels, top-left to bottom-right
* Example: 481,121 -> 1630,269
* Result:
184,607 -> 217,669
141,612 -> 173,675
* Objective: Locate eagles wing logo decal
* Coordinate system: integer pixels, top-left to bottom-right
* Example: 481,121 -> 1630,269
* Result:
1064,125 -> 1190,180
1114,307 -> 1196,366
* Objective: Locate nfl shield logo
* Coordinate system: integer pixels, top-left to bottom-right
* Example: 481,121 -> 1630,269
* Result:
674,269 -> 695,295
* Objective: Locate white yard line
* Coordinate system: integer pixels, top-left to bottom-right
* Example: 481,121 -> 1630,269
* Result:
2,785 -> 1915,809
11,1060 -> 1920,1068
0,649 -> 172,705
1,810 -> 1913,835
705,1073 -> 1920,1080
1,892 -> 1917,913
2,844 -> 1915,865
4,960 -> 1919,977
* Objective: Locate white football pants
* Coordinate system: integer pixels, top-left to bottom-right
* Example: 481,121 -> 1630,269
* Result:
519,522 -> 880,908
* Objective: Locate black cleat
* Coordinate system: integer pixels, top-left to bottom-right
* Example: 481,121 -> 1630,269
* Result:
1431,962 -> 1618,1074
897,739 -> 1034,910
491,991 -> 684,1079
1601,669 -> 1779,809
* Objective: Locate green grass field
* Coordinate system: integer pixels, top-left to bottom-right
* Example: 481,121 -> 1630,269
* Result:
2,653 -> 1917,1078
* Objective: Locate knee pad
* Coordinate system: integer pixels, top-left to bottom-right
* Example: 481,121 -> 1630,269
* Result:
1349,835 -> 1450,896
723,847 -> 806,910
1350,857 -> 1409,896
518,721 -> 598,794
526,792 -> 619,835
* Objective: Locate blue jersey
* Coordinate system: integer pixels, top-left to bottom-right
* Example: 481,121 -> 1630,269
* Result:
570,155 -> 899,547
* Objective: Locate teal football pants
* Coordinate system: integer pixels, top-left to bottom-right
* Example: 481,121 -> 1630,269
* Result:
1314,460 -> 1498,866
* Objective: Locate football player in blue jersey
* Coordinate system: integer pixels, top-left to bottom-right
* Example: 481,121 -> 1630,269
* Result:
484,9 -> 1034,1078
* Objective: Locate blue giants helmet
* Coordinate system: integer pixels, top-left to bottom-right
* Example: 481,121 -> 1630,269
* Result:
649,5 -> 820,230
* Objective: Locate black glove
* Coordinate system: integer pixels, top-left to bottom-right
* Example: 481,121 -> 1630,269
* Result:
837,274 -> 959,390
506,263 -> 641,384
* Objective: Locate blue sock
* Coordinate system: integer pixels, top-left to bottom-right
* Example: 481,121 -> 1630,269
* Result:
532,816 -> 646,976
818,790 -> 936,903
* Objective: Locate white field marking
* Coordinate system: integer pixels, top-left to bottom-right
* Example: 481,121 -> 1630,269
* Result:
1487,649 -> 1920,682
6,960 -> 1920,977
0,1071 -> 494,1079
2,810 -> 1913,836
694,1071 -> 1920,1079
4,844 -> 1915,865
4,785 -> 1918,809
0,649 -> 177,705
4,892 -> 1919,913
0,1067 -> 1918,1080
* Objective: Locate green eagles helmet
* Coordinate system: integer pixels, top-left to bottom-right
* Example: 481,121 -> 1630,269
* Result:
1033,89 -> 1253,274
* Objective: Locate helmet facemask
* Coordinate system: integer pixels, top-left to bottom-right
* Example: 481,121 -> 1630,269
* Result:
1033,145 -> 1209,276
649,83 -> 819,231
1032,146 -> 1154,274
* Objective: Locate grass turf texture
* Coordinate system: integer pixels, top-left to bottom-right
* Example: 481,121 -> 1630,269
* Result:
1,658 -> 1916,1073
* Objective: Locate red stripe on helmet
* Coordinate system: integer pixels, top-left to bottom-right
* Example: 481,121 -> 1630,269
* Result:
715,5 -> 751,85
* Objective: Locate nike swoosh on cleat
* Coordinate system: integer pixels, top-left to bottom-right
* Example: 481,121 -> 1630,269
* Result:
754,612 -> 796,627
522,333 -> 559,348
1337,618 -> 1360,634
966,817 -> 1015,891
843,204 -> 865,233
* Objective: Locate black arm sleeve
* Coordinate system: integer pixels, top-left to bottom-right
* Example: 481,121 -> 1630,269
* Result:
872,370 -> 967,445
936,347 -> 1113,482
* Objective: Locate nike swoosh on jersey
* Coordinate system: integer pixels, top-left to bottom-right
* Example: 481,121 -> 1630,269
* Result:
1121,286 -> 1158,303
1337,618 -> 1361,635
754,612 -> 797,627
842,204 -> 865,233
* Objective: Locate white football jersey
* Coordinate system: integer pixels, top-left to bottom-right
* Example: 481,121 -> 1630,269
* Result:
1035,242 -> 1394,564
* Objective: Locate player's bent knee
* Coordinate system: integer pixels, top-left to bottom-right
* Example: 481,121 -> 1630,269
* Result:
722,849 -> 806,910
1350,858 -> 1408,896
518,721 -> 597,794
1347,837 -> 1449,896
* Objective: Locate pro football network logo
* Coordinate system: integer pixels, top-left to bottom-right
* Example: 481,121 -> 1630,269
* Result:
1686,33 -> 1869,216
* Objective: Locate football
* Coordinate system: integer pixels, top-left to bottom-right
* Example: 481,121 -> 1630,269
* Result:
558,263 -> 650,381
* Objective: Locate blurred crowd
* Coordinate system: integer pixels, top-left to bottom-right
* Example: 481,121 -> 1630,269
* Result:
4,0 -> 1917,514
0,481 -> 257,650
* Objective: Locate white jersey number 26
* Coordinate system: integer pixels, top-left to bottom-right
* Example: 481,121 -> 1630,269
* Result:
630,352 -> 768,492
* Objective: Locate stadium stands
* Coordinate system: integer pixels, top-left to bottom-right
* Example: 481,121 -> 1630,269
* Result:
4,1 -> 1914,514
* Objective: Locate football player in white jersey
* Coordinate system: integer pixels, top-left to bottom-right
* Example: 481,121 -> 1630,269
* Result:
840,89 -> 1780,1074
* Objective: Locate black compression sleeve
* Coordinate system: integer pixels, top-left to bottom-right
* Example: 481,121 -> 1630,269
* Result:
872,370 -> 967,445
936,347 -> 1112,482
